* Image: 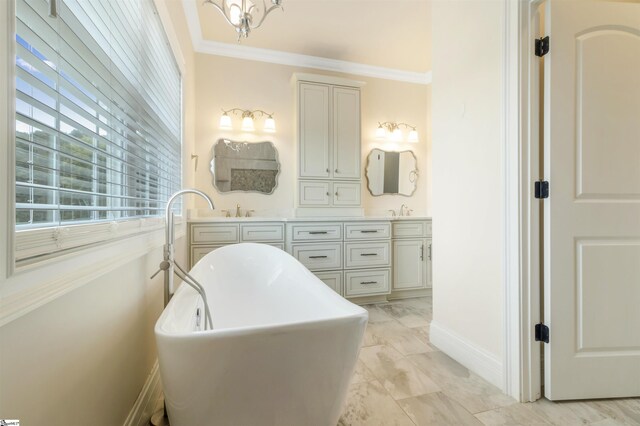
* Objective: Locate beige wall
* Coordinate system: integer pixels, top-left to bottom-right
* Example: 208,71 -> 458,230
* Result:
0,0 -> 195,424
190,54 -> 432,217
431,0 -> 505,365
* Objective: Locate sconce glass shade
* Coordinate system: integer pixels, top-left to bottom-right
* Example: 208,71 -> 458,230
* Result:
408,129 -> 419,143
391,128 -> 402,142
219,113 -> 232,129
263,116 -> 276,132
241,116 -> 255,131
375,126 -> 386,139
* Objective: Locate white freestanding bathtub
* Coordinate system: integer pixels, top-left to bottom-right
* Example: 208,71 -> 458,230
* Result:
155,243 -> 368,426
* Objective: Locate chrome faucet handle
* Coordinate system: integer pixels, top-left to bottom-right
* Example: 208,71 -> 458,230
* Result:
407,209 -> 413,217
245,210 -> 255,217
388,209 -> 396,217
221,209 -> 231,218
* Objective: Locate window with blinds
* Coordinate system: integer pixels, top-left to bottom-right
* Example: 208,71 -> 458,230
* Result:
14,0 -> 182,261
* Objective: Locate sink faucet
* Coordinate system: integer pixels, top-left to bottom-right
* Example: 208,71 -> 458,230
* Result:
400,204 -> 408,216
236,203 -> 242,217
152,189 -> 215,330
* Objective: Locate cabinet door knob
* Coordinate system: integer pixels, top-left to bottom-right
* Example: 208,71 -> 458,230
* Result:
326,168 -> 330,173
335,192 -> 339,197
335,169 -> 339,173
326,192 -> 330,196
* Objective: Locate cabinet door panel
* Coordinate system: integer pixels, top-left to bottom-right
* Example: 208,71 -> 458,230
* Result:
392,239 -> 427,290
333,182 -> 361,206
333,87 -> 361,179
426,238 -> 432,288
299,181 -> 331,206
191,245 -> 225,268
315,271 -> 343,295
299,83 -> 330,178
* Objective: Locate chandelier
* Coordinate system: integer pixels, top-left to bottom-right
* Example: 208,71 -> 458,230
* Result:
204,0 -> 284,40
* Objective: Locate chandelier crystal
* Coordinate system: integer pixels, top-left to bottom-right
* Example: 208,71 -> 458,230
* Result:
204,0 -> 284,40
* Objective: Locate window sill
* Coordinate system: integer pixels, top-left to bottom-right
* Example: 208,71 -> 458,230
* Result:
0,221 -> 185,327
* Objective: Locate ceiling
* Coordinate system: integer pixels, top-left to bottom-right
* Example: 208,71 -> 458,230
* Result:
195,0 -> 432,73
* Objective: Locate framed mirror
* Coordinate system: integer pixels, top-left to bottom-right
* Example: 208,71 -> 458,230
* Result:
365,149 -> 418,196
210,139 -> 280,194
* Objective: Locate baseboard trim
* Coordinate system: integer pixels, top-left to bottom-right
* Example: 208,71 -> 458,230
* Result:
123,361 -> 162,426
388,288 -> 432,300
429,321 -> 503,389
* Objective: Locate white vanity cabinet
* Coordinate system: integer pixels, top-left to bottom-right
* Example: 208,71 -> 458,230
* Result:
188,218 -> 431,301
286,220 -> 391,299
188,222 -> 285,268
391,219 -> 432,298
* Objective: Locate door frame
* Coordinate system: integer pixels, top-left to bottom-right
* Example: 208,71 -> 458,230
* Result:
503,0 -> 545,402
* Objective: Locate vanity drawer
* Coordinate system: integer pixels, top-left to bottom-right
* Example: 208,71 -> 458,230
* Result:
191,224 -> 239,243
392,221 -> 427,238
314,271 -> 343,295
289,223 -> 342,241
344,222 -> 391,240
345,269 -> 390,297
345,241 -> 391,269
240,223 -> 284,242
291,243 -> 342,271
191,245 -> 225,267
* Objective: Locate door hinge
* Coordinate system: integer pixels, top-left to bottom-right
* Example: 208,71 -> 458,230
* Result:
535,323 -> 550,343
535,180 -> 549,199
535,36 -> 550,57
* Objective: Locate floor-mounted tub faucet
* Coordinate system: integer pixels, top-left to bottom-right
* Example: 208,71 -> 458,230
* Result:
152,189 -> 215,330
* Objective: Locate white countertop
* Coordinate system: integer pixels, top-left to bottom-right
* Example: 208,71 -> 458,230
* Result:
187,215 -> 431,223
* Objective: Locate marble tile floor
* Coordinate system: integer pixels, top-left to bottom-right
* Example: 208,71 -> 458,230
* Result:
153,297 -> 640,425
338,297 -> 640,426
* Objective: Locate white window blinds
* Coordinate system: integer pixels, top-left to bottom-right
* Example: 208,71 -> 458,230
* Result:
15,0 -> 182,261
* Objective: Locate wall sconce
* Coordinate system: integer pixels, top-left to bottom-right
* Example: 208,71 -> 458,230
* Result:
375,121 -> 419,143
219,108 -> 276,133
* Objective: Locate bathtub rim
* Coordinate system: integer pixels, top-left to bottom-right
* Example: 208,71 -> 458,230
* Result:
155,284 -> 368,339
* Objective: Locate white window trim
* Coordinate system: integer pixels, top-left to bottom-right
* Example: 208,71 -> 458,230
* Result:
0,0 -> 189,327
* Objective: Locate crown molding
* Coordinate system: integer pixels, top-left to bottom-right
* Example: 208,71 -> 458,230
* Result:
181,0 -> 432,85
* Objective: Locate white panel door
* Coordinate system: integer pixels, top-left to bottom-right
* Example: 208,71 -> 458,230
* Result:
299,83 -> 330,178
332,87 -> 361,179
544,0 -> 640,400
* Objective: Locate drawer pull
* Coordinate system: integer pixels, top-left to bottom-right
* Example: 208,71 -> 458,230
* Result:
360,253 -> 377,257
360,230 -> 378,233
360,281 -> 378,285
308,231 -> 328,235
309,255 -> 328,259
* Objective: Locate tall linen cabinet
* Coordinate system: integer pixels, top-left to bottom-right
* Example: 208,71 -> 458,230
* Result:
294,74 -> 365,215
